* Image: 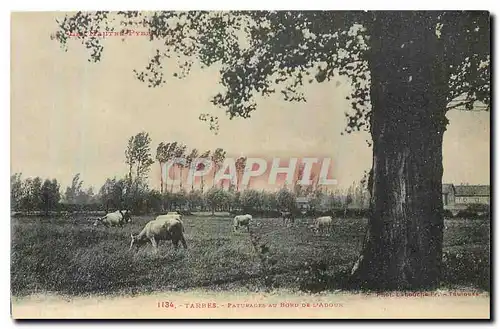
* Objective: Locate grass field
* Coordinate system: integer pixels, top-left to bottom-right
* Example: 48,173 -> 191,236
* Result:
11,214 -> 490,297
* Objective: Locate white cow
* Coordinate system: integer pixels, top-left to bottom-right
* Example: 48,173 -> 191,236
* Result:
233,214 -> 253,233
130,215 -> 187,251
160,212 -> 183,224
166,211 -> 182,220
311,216 -> 334,234
94,210 -> 132,227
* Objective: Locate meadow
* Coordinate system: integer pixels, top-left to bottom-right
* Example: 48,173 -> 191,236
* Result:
11,214 -> 490,297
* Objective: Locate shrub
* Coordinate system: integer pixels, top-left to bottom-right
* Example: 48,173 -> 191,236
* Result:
443,209 -> 455,218
466,203 -> 490,213
442,249 -> 490,291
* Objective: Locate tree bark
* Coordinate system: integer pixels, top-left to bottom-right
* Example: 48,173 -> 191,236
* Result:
351,13 -> 449,290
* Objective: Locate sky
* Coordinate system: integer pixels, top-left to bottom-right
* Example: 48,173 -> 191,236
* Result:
10,12 -> 491,192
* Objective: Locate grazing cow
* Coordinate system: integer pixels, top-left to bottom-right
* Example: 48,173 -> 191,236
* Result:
120,210 -> 132,223
281,211 -> 294,225
94,210 -> 132,227
311,216 -> 334,234
130,215 -> 187,251
161,212 -> 183,224
233,214 -> 253,233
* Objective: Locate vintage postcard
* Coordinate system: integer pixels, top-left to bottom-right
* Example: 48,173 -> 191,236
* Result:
10,10 -> 491,319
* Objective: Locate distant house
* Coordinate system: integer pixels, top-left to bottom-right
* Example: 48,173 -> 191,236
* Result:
442,184 -> 490,209
442,184 -> 456,207
454,185 -> 490,205
295,196 -> 310,211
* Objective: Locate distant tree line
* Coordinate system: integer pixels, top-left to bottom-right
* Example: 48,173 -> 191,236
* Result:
11,131 -> 369,216
10,174 -> 61,215
10,175 -> 367,217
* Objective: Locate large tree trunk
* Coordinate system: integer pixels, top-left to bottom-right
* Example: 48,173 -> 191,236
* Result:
351,13 -> 449,290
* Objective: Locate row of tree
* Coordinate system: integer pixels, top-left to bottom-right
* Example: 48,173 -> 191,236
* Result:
156,141 -> 251,193
154,141 -> 348,197
11,172 -> 367,215
10,173 -> 61,215
126,132 -> 356,199
11,130 -> 369,215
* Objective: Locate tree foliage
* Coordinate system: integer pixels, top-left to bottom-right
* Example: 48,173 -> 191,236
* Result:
198,150 -> 211,192
53,11 -> 489,136
205,187 -> 230,214
125,131 -> 155,183
11,174 -> 61,213
64,173 -> 84,204
211,147 -> 226,187
240,189 -> 264,212
98,177 -> 127,211
27,177 -> 43,211
41,179 -> 61,215
11,173 -> 23,211
308,189 -> 324,212
235,156 -> 247,191
276,187 -> 296,212
187,189 -> 204,210
186,148 -> 200,190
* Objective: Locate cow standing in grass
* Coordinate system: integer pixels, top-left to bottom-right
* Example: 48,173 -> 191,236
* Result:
163,212 -> 184,226
94,210 -> 132,227
130,214 -> 187,252
310,216 -> 334,234
281,211 -> 294,225
233,214 -> 252,233
166,211 -> 182,221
